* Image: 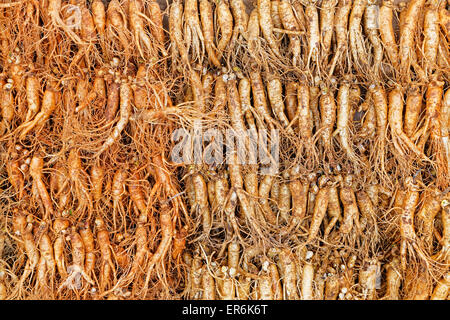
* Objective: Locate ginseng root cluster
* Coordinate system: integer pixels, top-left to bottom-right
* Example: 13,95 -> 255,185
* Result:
0,0 -> 449,300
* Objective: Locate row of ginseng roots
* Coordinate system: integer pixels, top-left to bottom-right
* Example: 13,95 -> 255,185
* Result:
183,70 -> 449,185
168,0 -> 450,84
3,0 -> 449,84
182,234 -> 450,300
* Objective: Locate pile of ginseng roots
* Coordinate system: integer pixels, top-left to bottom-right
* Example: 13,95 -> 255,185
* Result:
0,0 -> 449,300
